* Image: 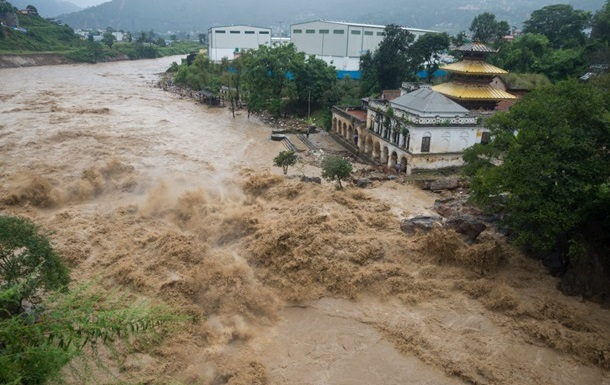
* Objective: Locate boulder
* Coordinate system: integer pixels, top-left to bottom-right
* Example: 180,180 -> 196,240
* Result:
429,177 -> 459,192
444,215 -> 487,243
400,216 -> 443,235
301,176 -> 322,184
355,178 -> 372,188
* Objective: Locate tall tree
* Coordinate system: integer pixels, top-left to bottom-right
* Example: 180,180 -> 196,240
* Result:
469,12 -> 510,43
592,0 -> 610,43
358,24 -> 416,93
375,24 -> 416,90
523,4 -> 591,49
242,43 -> 304,117
411,32 -> 451,83
294,54 -> 337,107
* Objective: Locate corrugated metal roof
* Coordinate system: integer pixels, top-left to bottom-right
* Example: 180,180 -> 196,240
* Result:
442,60 -> 508,75
455,42 -> 498,53
432,83 -> 518,101
290,20 -> 437,33
390,88 -> 470,117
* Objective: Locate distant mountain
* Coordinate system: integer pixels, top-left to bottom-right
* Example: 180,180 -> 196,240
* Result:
56,0 -> 605,34
9,0 -> 81,18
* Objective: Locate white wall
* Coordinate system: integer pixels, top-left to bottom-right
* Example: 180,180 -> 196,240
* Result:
208,25 -> 271,62
290,21 -> 435,71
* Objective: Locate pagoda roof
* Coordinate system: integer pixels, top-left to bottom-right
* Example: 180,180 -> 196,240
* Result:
442,60 -> 508,76
455,42 -> 498,53
390,88 -> 469,117
432,83 -> 518,101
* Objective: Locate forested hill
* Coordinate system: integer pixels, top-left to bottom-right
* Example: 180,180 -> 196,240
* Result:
9,0 -> 81,18
57,0 -> 604,34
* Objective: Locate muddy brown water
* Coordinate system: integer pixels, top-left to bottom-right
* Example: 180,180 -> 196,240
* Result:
1,57 -> 609,385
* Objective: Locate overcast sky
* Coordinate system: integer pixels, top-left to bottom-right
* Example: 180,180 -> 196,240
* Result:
69,0 -> 109,7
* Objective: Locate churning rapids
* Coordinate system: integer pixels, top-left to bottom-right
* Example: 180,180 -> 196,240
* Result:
1,57 -> 609,385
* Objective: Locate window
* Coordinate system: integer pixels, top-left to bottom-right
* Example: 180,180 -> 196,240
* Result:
333,29 -> 345,34
259,31 -> 270,34
319,29 -> 329,34
351,30 -> 361,35
216,30 -> 226,34
293,29 -> 302,34
480,131 -> 490,145
376,32 -> 385,36
364,31 -> 373,36
306,29 -> 315,34
245,31 -> 255,34
421,136 -> 431,152
230,30 -> 240,34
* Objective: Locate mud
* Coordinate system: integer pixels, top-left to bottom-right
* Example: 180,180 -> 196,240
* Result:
0,58 -> 609,385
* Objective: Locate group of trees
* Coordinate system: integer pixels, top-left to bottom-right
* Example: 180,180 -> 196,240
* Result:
463,76 -> 610,295
173,43 -> 344,120
485,3 -> 610,81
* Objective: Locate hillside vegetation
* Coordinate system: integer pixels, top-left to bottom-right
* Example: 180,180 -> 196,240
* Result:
0,10 -> 82,53
56,0 -> 605,34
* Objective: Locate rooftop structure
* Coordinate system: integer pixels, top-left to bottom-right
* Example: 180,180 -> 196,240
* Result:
433,42 -> 516,110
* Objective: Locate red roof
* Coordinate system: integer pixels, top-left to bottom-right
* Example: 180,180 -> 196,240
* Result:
347,109 -> 367,121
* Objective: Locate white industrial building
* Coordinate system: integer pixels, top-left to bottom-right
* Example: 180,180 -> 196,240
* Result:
208,25 -> 272,62
290,20 -> 436,74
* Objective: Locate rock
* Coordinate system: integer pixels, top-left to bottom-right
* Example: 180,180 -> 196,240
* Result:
301,176 -> 322,184
429,177 -> 459,191
400,216 -> 443,235
369,172 -> 386,181
270,134 -> 286,141
355,178 -> 372,188
444,215 -> 486,243
433,197 -> 465,218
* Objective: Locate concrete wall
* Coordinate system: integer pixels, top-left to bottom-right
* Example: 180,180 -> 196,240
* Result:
208,26 -> 271,62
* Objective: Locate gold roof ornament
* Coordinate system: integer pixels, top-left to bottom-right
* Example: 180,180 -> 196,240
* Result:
432,83 -> 518,101
441,60 -> 508,76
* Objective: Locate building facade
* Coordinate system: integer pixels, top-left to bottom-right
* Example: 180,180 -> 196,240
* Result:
290,20 -> 435,72
332,87 -> 490,174
208,25 -> 272,62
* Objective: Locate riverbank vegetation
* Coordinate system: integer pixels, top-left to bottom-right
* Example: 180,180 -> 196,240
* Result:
463,75 -> 610,300
0,215 -> 180,384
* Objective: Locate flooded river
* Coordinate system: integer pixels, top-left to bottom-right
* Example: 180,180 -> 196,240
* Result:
1,57 -> 609,385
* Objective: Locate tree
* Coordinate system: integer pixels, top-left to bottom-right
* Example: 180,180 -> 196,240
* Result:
321,156 -> 353,189
0,216 -> 178,385
273,150 -> 298,175
469,12 -> 510,43
463,79 -> 610,259
294,54 -> 337,108
101,31 -> 116,48
358,25 -> 416,93
592,0 -> 610,43
523,4 -> 591,48
451,31 -> 467,47
375,24 -> 416,90
242,43 -> 304,117
0,216 -> 69,317
198,33 -> 206,44
359,50 -> 378,96
410,32 -> 450,83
